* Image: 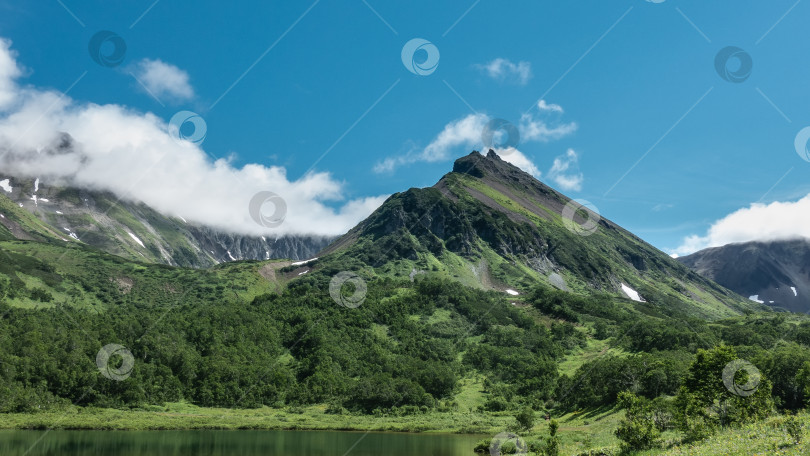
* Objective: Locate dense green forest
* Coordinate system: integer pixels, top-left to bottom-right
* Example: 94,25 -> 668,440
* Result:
1,186 -> 809,453
2,258 -> 810,452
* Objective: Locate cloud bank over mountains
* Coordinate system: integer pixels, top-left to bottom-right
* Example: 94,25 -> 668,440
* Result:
0,38 -> 387,237
672,195 -> 810,256
4,35 -> 805,253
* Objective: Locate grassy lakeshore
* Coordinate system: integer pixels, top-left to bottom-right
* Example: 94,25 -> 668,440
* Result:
0,402 -> 625,451
0,403 -> 512,433
3,405 -> 809,455
0,403 -> 622,454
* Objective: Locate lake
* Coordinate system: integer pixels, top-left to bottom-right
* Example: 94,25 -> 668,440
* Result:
0,429 -> 485,455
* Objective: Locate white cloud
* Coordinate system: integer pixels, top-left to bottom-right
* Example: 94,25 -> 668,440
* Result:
496,147 -> 542,178
131,58 -> 194,102
475,58 -> 532,85
374,114 -> 489,173
0,39 -> 387,237
536,100 -> 563,113
546,149 -> 583,191
0,38 -> 21,110
519,109 -> 577,143
375,106 -> 577,175
671,194 -> 810,256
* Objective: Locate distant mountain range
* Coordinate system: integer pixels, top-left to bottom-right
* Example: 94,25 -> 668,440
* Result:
0,175 -> 333,267
679,239 -> 810,314
1,149 -> 767,320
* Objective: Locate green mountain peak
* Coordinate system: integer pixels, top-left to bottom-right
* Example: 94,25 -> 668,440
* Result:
320,150 -> 756,320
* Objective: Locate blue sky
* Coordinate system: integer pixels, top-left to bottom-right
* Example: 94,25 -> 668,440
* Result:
1,0 -> 809,253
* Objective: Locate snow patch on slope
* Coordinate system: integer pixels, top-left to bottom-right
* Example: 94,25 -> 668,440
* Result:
621,283 -> 645,302
749,295 -> 765,304
126,231 -> 145,248
291,257 -> 318,266
62,227 -> 79,240
0,179 -> 11,193
791,286 -> 798,297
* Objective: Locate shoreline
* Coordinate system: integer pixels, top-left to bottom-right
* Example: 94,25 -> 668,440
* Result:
0,405 -> 642,454
0,405 -> 518,434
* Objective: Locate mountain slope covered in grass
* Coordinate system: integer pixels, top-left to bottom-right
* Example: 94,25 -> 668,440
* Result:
322,150 -> 757,320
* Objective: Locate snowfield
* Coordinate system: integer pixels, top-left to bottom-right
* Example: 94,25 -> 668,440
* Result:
621,283 -> 645,302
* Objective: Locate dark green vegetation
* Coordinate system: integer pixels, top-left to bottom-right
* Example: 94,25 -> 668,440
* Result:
2,239 -> 809,452
0,265 -> 555,412
1,152 -> 808,455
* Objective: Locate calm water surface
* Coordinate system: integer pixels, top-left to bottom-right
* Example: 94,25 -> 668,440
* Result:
0,430 -> 484,456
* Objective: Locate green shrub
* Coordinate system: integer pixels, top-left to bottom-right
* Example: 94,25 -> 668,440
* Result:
525,439 -> 544,453
784,414 -> 803,444
614,391 -> 660,452
473,438 -> 491,453
674,346 -> 774,442
325,402 -> 345,415
498,441 -> 517,454
29,287 -> 53,303
484,396 -> 509,412
514,405 -> 535,431
545,419 -> 560,456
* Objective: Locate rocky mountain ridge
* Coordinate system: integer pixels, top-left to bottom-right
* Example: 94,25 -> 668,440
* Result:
0,175 -> 333,267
